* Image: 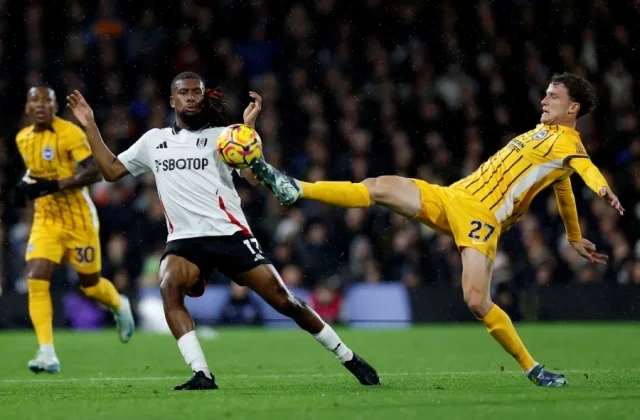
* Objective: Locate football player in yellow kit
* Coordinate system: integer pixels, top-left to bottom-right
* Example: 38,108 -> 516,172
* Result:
13,86 -> 134,374
250,72 -> 624,387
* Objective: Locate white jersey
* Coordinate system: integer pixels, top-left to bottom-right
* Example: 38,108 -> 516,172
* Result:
118,124 -> 252,242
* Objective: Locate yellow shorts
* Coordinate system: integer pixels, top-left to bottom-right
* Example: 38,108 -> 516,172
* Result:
411,179 -> 501,261
26,223 -> 102,275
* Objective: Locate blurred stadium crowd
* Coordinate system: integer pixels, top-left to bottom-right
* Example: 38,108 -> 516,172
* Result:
0,0 -> 639,320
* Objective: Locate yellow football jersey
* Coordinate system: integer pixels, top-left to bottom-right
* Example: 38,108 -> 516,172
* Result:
15,116 -> 99,230
450,124 -> 593,232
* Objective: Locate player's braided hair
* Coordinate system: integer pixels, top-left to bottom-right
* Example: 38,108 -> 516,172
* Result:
203,87 -> 230,127
550,72 -> 598,118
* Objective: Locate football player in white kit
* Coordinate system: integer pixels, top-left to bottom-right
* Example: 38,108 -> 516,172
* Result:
66,72 -> 380,390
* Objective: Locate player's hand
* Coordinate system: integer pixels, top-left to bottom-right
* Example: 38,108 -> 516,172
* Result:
570,238 -> 608,265
243,91 -> 262,129
66,90 -> 95,128
22,177 -> 60,200
599,187 -> 624,216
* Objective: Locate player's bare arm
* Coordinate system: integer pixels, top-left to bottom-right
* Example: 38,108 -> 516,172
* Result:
20,157 -> 103,201
240,91 -> 262,185
57,157 -> 102,190
66,90 -> 130,182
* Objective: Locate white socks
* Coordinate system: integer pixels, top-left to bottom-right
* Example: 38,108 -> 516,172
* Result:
313,324 -> 354,363
40,344 -> 56,358
177,330 -> 211,379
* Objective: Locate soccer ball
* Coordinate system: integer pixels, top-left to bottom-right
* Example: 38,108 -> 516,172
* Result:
216,124 -> 263,169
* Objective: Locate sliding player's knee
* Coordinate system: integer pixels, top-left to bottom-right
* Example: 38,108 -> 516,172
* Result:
362,176 -> 399,205
463,286 -> 492,318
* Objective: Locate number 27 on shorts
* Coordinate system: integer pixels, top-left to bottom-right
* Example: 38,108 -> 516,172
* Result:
467,220 -> 495,242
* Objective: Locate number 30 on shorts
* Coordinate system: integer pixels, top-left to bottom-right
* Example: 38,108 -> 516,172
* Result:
75,246 -> 95,263
468,220 -> 496,242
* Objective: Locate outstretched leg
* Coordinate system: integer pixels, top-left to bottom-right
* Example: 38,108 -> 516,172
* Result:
461,248 -> 567,387
159,255 -> 218,391
232,264 -> 381,385
251,158 -> 422,218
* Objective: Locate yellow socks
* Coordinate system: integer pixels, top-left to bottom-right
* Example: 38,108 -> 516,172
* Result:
300,181 -> 371,208
29,277 -> 121,350
28,279 -> 54,346
482,304 -> 536,372
81,277 -> 122,311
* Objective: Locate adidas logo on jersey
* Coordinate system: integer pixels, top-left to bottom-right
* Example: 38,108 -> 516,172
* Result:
156,141 -> 168,149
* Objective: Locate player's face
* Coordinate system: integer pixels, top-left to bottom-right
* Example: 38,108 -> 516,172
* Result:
540,83 -> 579,124
170,79 -> 205,116
26,87 -> 57,125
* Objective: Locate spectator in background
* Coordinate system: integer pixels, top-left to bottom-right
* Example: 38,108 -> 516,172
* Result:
219,283 -> 263,326
309,282 -> 343,325
494,282 -> 521,322
0,214 -> 5,294
281,264 -> 305,288
0,0 -> 637,304
240,25 -> 276,79
126,9 -> 164,70
88,0 -> 126,46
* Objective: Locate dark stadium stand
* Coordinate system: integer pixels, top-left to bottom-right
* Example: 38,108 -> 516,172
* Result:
0,0 -> 638,324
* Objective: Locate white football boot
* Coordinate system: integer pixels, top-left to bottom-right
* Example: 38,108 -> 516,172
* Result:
113,295 -> 135,343
28,350 -> 61,374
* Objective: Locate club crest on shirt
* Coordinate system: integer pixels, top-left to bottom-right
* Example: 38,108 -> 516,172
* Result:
196,138 -> 208,149
533,130 -> 548,140
42,146 -> 54,161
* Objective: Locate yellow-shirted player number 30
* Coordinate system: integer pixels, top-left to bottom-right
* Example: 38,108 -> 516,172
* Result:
74,246 -> 95,263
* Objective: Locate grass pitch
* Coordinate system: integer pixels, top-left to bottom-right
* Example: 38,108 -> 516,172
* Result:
1,324 -> 639,420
